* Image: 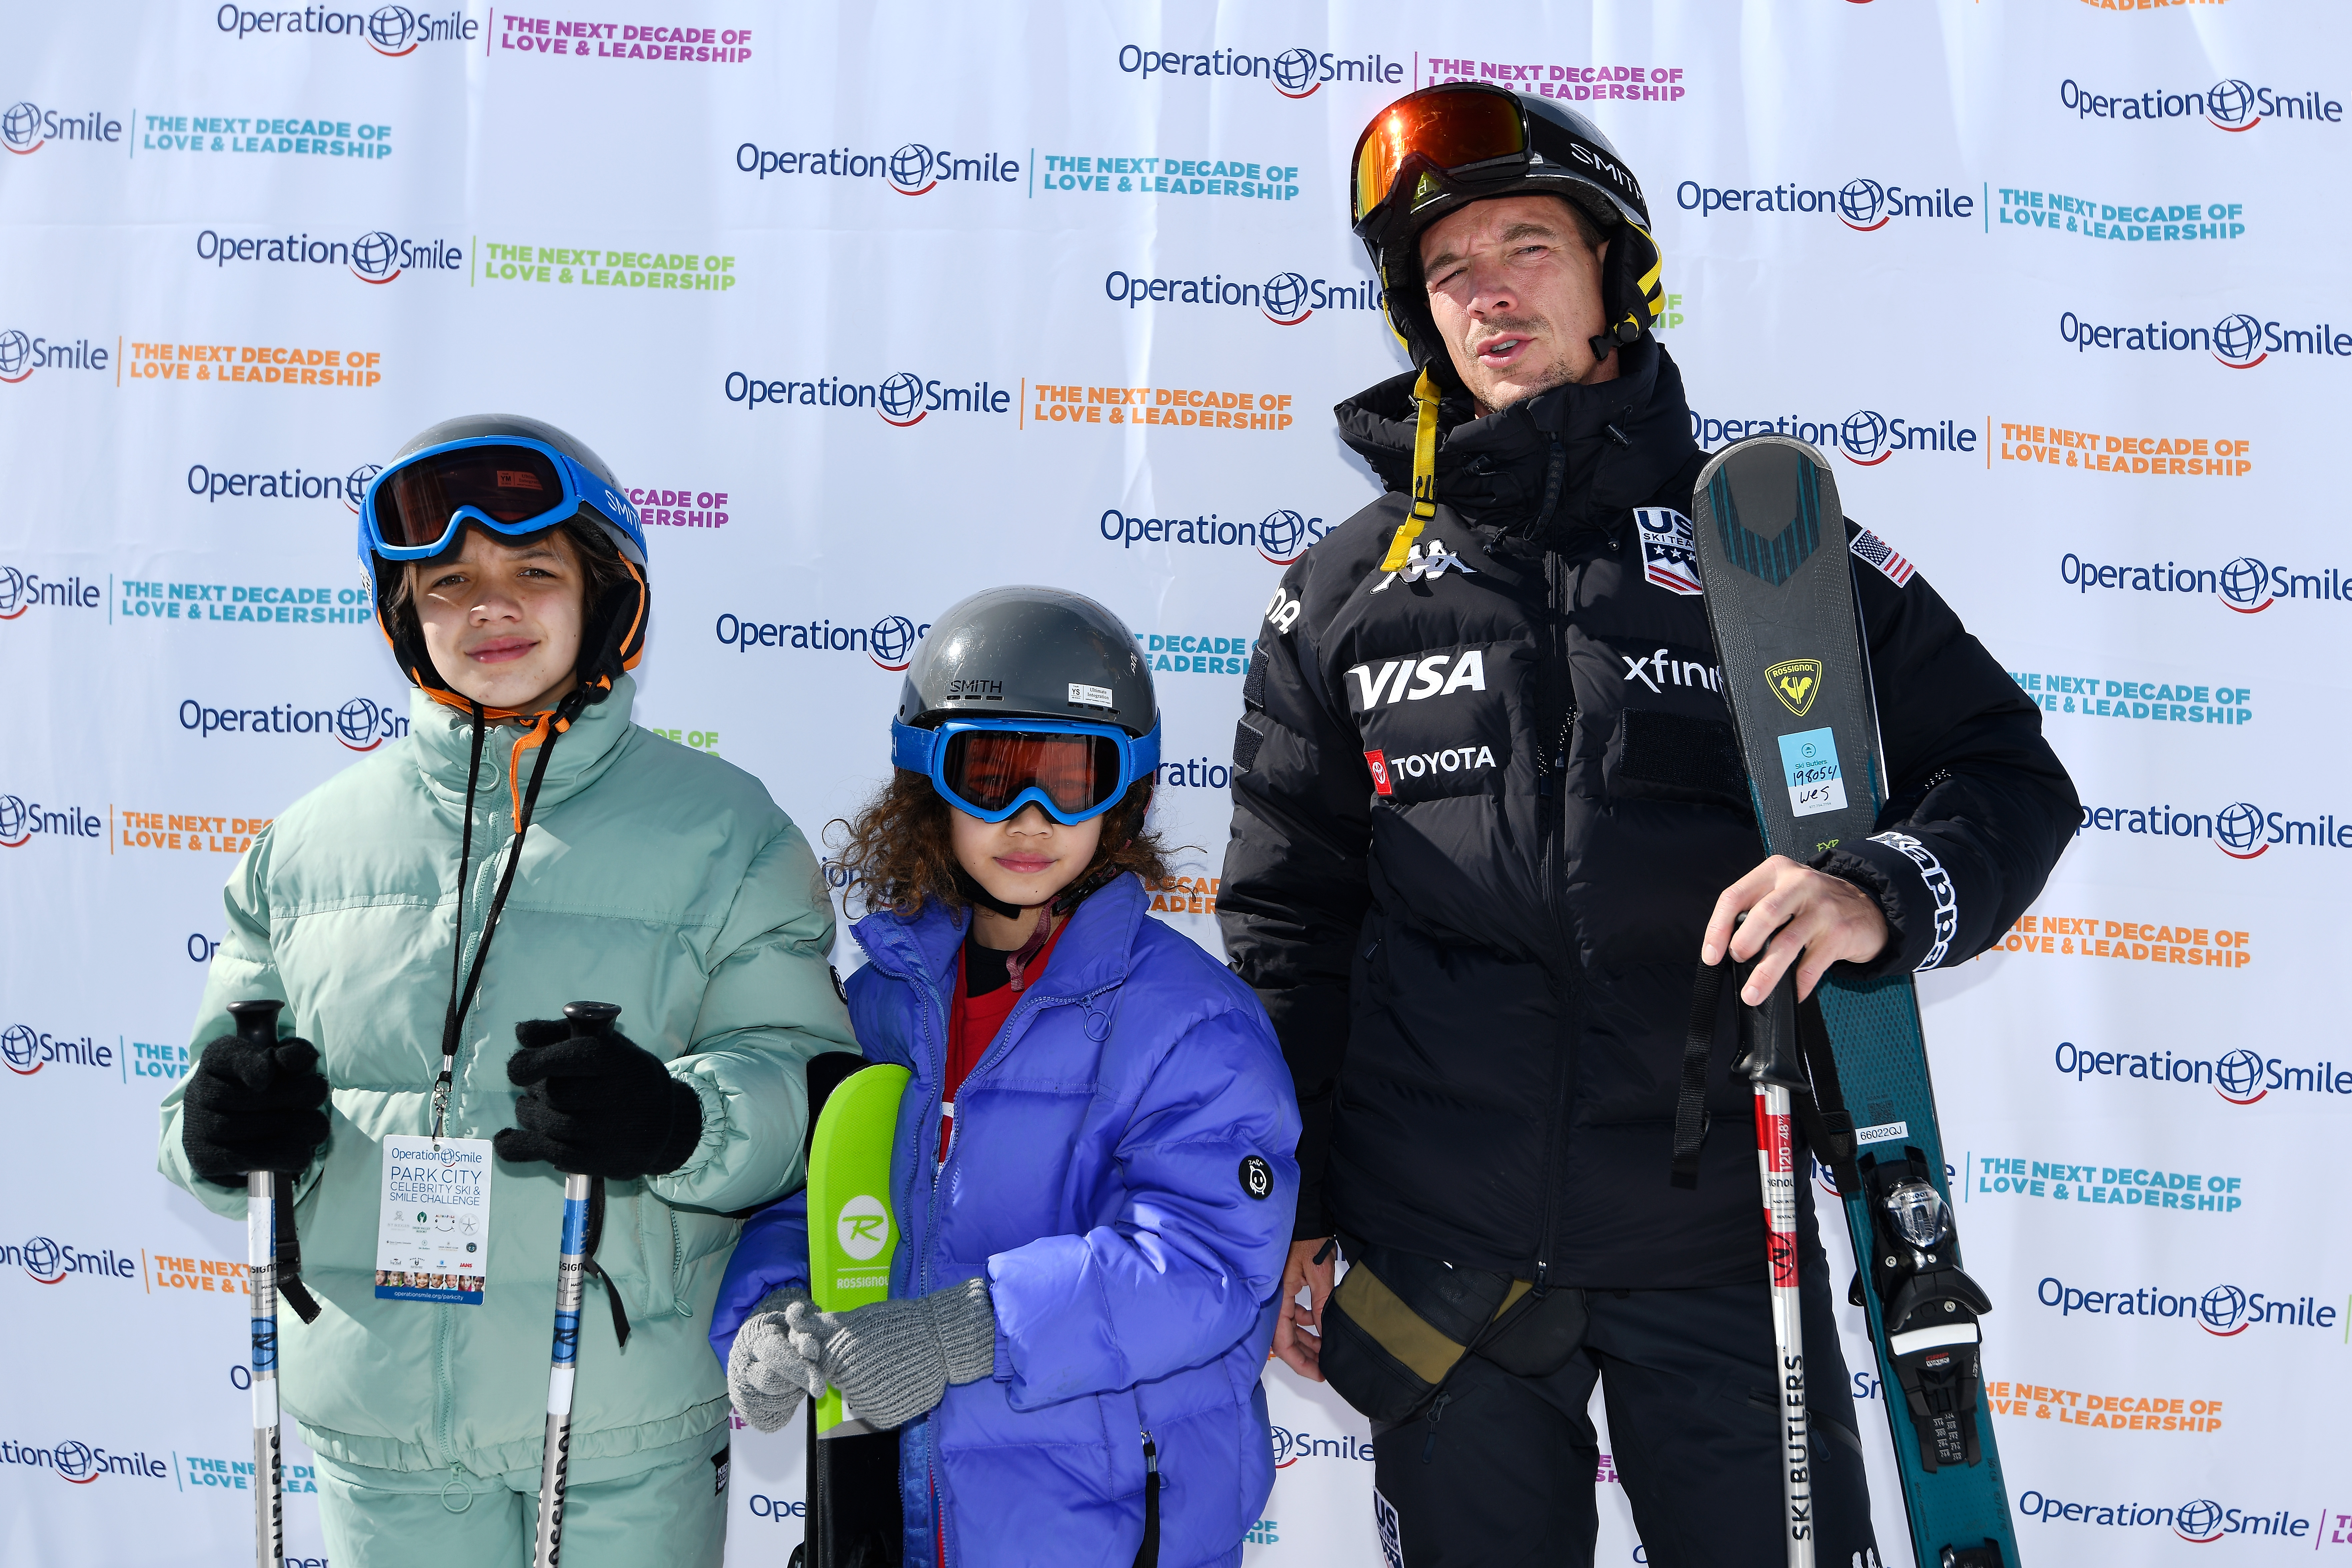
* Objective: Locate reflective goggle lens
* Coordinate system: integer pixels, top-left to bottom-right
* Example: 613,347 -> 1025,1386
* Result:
1352,88 -> 1526,221
942,730 -> 1121,815
371,445 -> 569,552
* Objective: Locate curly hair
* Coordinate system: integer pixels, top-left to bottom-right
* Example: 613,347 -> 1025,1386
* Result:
830,769 -> 1176,917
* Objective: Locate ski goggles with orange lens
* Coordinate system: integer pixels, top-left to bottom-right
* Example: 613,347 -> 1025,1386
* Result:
1351,83 -> 1536,230
891,717 -> 1162,825
360,436 -> 645,563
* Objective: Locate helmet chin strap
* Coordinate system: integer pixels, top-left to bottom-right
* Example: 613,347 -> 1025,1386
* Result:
952,865 -> 1029,921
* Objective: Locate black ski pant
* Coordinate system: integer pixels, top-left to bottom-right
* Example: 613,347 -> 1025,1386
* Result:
1368,1244 -> 1878,1568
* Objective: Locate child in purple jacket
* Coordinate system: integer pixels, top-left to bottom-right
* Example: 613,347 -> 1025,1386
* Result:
710,587 -> 1300,1568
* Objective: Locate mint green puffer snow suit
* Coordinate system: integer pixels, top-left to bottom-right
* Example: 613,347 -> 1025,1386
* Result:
157,675 -> 853,1518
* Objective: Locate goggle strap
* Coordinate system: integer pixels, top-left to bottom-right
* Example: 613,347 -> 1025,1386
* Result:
1379,368 -> 1443,572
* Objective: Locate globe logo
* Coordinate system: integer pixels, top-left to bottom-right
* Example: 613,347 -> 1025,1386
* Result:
350,230 -> 403,284
2210,312 -> 2265,367
1259,509 -> 1308,564
335,697 -> 387,751
21,1235 -> 66,1282
52,1439 -> 97,1483
878,371 -> 928,426
1272,47 -> 1321,97
1260,272 -> 1312,325
0,793 -> 29,846
0,563 -> 25,615
346,461 -> 384,513
366,5 -> 420,53
2,1024 -> 39,1074
2216,557 -> 2271,613
0,327 -> 33,382
2174,1498 -> 2225,1541
2214,1046 -> 2267,1104
2212,800 -> 2267,860
1270,1426 -> 1299,1467
886,143 -> 938,194
1837,178 -> 1889,230
2204,78 -> 2257,129
2197,1284 -> 2249,1335
1840,409 -> 1892,465
2,101 -> 41,153
869,614 -> 919,671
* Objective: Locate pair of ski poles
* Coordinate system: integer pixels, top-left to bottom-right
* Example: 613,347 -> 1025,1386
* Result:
228,998 -> 616,1568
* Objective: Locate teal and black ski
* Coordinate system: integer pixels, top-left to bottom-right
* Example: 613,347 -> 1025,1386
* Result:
1692,436 -> 2018,1568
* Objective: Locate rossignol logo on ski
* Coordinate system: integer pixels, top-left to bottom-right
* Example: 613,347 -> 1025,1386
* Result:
1766,659 -> 1822,717
1634,508 -> 1703,595
1870,831 -> 1958,970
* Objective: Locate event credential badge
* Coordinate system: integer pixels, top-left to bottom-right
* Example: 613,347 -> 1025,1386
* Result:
375,1136 -> 494,1304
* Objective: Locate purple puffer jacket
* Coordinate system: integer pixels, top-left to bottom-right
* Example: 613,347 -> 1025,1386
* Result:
711,874 -> 1301,1568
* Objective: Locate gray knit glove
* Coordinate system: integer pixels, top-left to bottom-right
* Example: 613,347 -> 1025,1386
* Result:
727,1287 -> 828,1433
785,1276 -> 998,1430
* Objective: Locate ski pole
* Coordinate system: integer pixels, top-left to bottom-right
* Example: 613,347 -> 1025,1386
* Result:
531,1000 -> 619,1568
1736,967 -> 1814,1568
227,999 -> 287,1568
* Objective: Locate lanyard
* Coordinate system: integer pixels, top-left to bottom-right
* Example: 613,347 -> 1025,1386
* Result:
429,701 -> 571,1143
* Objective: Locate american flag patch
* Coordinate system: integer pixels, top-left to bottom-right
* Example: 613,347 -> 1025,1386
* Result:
1850,527 -> 1915,587
1633,508 -> 1704,596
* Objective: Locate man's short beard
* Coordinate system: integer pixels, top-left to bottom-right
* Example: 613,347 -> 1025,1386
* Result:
1453,321 -> 1605,414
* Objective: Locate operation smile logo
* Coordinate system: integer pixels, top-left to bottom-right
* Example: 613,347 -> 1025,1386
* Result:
0,563 -> 102,620
2054,1038 -> 2349,1106
215,5 -> 479,54
2060,551 -> 2352,614
1,100 -> 122,153
1,1234 -> 137,1285
0,326 -> 110,383
197,225 -> 460,282
1116,44 -> 1404,98
0,792 -> 103,849
0,1435 -> 169,1486
1675,176 -> 1972,229
2059,76 -> 2343,132
1103,267 -> 1376,324
2037,1274 -> 2337,1337
1099,507 -> 1329,565
733,139 -> 1019,192
2074,796 -> 2352,857
724,368 -> 1011,425
2060,309 -> 2352,368
187,460 -> 381,507
2016,1490 -> 2326,1545
1690,408 -> 1975,464
1269,1425 -> 1373,1468
715,612 -> 928,671
180,695 -> 408,750
2,1023 -> 114,1077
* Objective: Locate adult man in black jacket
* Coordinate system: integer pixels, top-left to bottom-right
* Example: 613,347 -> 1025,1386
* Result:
1218,86 -> 2077,1567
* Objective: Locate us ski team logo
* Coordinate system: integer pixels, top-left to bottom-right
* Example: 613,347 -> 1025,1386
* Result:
1767,658 -> 1823,717
1635,507 -> 1704,595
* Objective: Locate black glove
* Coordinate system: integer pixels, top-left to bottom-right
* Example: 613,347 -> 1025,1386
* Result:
181,1031 -> 331,1188
492,1016 -> 703,1180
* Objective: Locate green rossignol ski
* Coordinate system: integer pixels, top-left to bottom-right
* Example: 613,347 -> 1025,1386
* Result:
793,1059 -> 911,1568
1691,435 -> 2018,1568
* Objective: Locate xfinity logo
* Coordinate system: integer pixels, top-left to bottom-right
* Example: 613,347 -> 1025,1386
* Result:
1619,647 -> 1722,695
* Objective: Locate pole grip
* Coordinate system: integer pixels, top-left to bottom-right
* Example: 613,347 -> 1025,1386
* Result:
532,1002 -> 619,1568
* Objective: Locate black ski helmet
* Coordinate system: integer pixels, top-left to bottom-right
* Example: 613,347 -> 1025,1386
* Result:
1351,84 -> 1666,383
896,586 -> 1158,740
360,413 -> 650,709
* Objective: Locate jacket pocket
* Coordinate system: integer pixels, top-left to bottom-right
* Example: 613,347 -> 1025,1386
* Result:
1605,708 -> 1753,816
1319,1238 -> 1524,1425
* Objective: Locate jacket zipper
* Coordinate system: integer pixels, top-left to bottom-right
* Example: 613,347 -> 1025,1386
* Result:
1134,1429 -> 1161,1568
1528,551 -> 1577,1295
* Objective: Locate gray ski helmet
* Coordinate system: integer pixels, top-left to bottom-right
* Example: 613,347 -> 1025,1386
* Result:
897,586 -> 1157,738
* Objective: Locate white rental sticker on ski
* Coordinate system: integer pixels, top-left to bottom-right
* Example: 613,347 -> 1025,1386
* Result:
1691,436 -> 2018,1568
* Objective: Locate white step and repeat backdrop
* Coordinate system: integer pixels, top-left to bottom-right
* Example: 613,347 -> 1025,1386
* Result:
4,2 -> 2347,1564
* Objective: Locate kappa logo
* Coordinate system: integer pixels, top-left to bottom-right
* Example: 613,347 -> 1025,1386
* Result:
1870,831 -> 1957,969
1372,537 -> 1476,592
1767,659 -> 1823,717
1347,649 -> 1487,710
1635,508 -> 1703,595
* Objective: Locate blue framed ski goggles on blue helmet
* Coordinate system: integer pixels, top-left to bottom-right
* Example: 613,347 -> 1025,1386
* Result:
891,717 -> 1162,825
359,435 -> 646,563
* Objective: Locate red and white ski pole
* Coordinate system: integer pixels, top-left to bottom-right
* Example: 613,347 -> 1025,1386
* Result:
1739,970 -> 1814,1568
227,999 -> 288,1568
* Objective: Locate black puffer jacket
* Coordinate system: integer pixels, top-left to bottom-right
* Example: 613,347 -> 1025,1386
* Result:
1218,342 -> 2077,1287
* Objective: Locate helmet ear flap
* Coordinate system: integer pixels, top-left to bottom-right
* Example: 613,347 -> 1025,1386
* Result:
1589,220 -> 1666,362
